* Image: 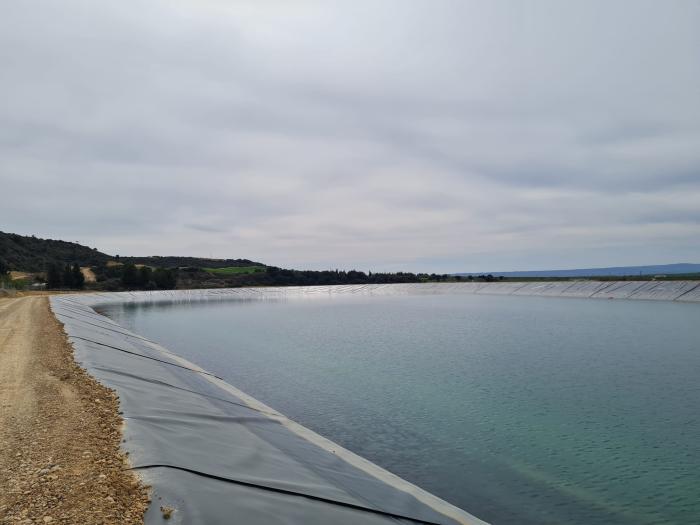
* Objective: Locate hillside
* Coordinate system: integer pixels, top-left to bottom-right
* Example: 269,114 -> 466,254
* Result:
0,231 -> 264,272
120,256 -> 262,269
0,231 -> 111,272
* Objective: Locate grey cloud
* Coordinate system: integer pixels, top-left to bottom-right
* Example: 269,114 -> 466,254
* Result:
185,223 -> 228,234
1,0 -> 699,272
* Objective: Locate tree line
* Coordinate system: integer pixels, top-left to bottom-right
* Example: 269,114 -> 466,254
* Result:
0,258 -> 9,288
120,264 -> 177,289
46,263 -> 85,289
181,267 -> 467,288
40,260 -> 505,291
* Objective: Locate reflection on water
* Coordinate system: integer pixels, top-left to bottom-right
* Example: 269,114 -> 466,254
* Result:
101,292 -> 700,525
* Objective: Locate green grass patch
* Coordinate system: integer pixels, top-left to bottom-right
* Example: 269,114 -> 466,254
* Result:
204,266 -> 267,276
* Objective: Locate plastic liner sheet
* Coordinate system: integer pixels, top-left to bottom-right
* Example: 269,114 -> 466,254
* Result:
676,284 -> 700,302
60,281 -> 700,307
626,281 -> 700,301
556,281 -> 612,297
587,281 -> 646,299
511,282 -> 567,296
51,293 -> 488,525
473,282 -> 525,295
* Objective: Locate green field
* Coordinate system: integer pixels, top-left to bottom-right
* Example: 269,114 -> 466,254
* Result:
204,266 -> 267,276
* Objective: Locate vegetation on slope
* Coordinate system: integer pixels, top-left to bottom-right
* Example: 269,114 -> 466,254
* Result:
119,255 -> 263,269
46,263 -> 85,290
204,266 -> 267,276
0,231 -> 109,272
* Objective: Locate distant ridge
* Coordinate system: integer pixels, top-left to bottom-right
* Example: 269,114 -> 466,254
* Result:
457,263 -> 700,278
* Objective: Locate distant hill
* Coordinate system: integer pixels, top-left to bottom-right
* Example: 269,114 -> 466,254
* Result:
457,263 -> 700,278
0,231 -> 111,272
0,231 -> 263,272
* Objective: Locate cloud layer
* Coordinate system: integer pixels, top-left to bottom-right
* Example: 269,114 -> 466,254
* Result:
2,0 -> 699,272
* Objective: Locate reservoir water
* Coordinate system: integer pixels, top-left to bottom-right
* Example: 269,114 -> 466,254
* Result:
99,291 -> 700,525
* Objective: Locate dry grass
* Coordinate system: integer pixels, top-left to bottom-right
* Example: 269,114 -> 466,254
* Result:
80,267 -> 97,283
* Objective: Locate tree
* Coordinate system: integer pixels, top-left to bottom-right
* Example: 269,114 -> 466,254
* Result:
0,258 -> 8,276
137,266 -> 152,288
121,263 -> 139,288
62,264 -> 74,288
153,268 -> 177,289
47,263 -> 62,289
72,264 -> 85,289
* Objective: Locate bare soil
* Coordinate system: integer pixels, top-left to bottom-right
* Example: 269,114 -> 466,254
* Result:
0,296 -> 149,524
79,268 -> 97,283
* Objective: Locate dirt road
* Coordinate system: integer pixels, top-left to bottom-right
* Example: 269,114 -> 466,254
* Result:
0,296 -> 149,524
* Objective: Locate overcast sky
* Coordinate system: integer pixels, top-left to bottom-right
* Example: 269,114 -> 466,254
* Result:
2,1 -> 699,272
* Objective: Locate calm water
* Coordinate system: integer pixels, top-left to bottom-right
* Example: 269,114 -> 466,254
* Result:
100,292 -> 700,525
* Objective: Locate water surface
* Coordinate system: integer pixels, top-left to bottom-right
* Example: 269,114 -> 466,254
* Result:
100,291 -> 700,525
